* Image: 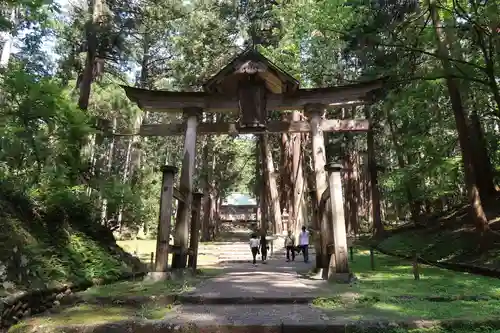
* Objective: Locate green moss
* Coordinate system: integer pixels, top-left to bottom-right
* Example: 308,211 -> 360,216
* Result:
313,248 -> 500,323
320,248 -> 500,299
8,303 -> 172,332
0,205 -> 141,295
82,268 -> 223,298
376,217 -> 500,269
82,279 -> 191,298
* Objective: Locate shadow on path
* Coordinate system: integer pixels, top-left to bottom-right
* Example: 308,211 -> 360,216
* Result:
184,249 -> 329,299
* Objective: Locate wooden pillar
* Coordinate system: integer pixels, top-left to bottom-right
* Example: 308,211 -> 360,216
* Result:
309,189 -> 321,267
325,163 -> 350,281
172,107 -> 202,269
188,192 -> 203,272
291,110 -> 306,243
257,138 -> 268,233
260,183 -> 268,232
305,103 -> 330,271
152,165 -> 177,279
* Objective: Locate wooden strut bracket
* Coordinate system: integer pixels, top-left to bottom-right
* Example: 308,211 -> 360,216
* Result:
173,187 -> 186,203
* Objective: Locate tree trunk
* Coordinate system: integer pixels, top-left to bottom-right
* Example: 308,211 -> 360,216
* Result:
469,108 -> 496,200
365,107 -> 384,237
351,149 -> 361,236
444,18 -> 497,201
280,115 -> 292,216
359,149 -> 371,230
342,107 -> 358,236
78,0 -> 104,110
427,0 -> 489,234
260,134 -> 282,234
0,9 -> 15,67
343,148 -> 358,235
100,117 -> 116,228
201,117 -> 216,241
214,194 -> 222,237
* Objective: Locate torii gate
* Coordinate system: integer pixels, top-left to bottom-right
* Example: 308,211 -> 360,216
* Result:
122,49 -> 384,280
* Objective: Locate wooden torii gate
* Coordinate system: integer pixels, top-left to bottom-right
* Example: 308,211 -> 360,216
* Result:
122,49 -> 384,280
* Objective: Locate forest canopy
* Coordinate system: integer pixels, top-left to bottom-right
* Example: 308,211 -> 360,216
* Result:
0,0 -> 498,241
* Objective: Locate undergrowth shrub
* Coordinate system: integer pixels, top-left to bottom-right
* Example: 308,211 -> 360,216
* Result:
0,180 -> 143,294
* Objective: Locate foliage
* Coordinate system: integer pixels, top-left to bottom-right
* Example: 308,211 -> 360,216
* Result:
377,206 -> 500,268
1,0 -> 500,276
0,182 -> 143,294
312,247 -> 500,321
0,63 -> 91,184
8,303 -> 171,331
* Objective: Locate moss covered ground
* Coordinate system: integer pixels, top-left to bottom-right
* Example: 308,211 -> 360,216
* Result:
0,194 -> 144,295
312,248 -> 500,325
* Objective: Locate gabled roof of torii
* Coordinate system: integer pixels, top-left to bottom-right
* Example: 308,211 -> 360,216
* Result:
202,48 -> 300,95
121,48 -> 387,113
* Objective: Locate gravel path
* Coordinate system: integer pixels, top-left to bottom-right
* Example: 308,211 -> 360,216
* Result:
163,246 -> 368,326
185,249 -> 329,299
162,304 -> 333,325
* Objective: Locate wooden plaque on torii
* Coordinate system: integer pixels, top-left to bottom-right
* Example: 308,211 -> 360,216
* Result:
202,49 -> 300,130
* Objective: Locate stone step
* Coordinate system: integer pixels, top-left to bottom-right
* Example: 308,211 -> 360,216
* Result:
217,256 -> 273,260
176,295 -> 315,305
19,307 -> 454,333
163,304 -> 330,327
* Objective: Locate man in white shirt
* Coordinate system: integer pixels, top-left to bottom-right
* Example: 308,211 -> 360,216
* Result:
298,226 -> 309,263
249,233 -> 260,265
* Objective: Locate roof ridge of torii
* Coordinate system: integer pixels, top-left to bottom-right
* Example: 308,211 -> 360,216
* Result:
121,49 -> 387,136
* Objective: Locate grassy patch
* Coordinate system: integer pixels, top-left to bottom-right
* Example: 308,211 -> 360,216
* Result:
313,248 -> 500,322
8,303 -> 172,332
315,296 -> 500,321
376,196 -> 500,270
0,213 -> 141,295
81,267 -> 222,298
347,248 -> 499,298
82,278 -> 191,298
378,229 -> 500,269
117,239 -> 219,266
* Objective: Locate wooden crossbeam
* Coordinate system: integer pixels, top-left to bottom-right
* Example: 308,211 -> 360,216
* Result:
139,119 -> 370,136
122,79 -> 383,113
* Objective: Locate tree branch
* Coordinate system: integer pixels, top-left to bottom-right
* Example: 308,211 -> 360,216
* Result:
394,74 -> 490,86
379,42 -> 487,73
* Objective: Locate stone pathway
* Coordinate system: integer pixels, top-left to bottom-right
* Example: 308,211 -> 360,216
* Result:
162,249 -> 346,325
185,250 -> 323,299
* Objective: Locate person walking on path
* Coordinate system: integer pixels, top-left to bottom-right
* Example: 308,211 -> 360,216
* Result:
260,230 -> 269,263
298,226 -> 309,263
249,233 -> 260,265
284,230 -> 295,262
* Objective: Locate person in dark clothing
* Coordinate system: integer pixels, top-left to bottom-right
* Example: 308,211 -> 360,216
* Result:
260,230 -> 269,263
284,230 -> 295,262
249,233 -> 260,265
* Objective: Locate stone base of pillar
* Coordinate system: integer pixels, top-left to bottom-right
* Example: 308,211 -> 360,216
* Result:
328,272 -> 354,284
145,272 -> 171,282
310,268 -> 326,280
169,268 -> 195,280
